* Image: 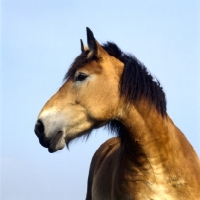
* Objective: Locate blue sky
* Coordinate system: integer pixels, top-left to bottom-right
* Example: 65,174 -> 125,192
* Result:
1,1 -> 199,199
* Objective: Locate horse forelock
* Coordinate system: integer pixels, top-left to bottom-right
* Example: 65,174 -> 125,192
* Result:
63,50 -> 99,82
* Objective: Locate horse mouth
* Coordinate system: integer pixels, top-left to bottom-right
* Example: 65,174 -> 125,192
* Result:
38,131 -> 65,153
48,131 -> 65,153
39,137 -> 51,148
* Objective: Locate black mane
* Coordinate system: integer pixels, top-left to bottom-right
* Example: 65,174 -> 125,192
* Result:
102,42 -> 166,116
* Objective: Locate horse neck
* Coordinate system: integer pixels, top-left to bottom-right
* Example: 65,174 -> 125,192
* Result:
117,101 -> 182,180
116,100 -> 200,188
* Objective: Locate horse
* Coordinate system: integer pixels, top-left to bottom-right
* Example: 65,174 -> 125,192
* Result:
34,27 -> 200,200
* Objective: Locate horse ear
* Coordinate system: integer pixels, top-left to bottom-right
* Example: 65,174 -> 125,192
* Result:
80,39 -> 88,52
86,27 -> 107,58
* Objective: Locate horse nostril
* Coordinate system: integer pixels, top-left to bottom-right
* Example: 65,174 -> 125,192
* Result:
34,120 -> 45,138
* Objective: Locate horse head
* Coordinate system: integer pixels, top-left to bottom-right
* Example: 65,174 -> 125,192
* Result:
34,28 -> 124,153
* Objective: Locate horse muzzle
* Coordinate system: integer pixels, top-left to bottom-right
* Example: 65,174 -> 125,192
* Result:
34,118 -> 66,153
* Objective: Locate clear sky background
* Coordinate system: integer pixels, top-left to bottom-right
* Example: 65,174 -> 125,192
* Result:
1,1 -> 200,199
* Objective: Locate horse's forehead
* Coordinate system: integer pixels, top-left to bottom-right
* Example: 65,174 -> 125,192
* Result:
79,60 -> 103,74
73,58 -> 111,75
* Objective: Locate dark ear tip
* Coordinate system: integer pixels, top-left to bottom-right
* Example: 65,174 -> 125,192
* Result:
86,27 -> 96,52
86,27 -> 94,37
80,39 -> 84,52
86,27 -> 90,31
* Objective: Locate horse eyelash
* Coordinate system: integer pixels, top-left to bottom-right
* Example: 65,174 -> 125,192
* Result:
75,73 -> 88,82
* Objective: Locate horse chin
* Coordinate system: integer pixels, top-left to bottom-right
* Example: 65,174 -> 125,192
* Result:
48,131 -> 66,153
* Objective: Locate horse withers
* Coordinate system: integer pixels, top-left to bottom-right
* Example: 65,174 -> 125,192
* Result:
34,28 -> 200,200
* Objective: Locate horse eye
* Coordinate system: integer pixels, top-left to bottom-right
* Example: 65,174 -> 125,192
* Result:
75,73 -> 88,82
